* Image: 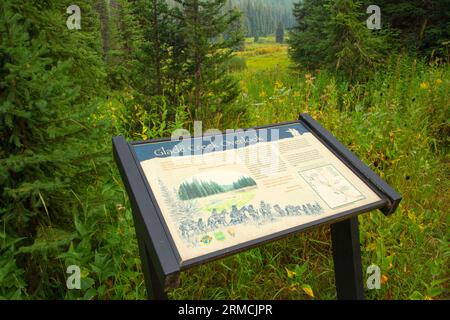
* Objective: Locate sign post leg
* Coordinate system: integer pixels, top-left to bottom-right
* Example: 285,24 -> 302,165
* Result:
330,217 -> 365,300
137,237 -> 168,300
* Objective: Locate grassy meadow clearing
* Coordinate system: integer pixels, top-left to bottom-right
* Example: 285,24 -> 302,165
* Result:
112,37 -> 448,300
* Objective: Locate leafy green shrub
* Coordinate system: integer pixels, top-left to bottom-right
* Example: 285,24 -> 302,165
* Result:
0,0 -> 107,298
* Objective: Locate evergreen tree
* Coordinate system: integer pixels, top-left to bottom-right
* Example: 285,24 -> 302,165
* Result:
97,0 -> 143,89
113,0 -> 188,132
366,0 -> 450,59
275,21 -> 284,43
173,0 -> 243,124
135,0 -> 174,96
288,0 -> 329,68
0,0 -> 107,297
288,0 -> 391,81
227,6 -> 246,51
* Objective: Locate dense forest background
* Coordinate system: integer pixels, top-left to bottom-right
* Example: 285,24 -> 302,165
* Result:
228,0 -> 296,38
0,0 -> 448,299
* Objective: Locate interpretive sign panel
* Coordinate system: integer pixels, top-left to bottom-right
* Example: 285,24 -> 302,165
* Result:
112,114 -> 402,299
133,122 -> 382,263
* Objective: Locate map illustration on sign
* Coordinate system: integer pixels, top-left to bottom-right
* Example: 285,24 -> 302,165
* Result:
133,124 -> 382,262
299,165 -> 366,209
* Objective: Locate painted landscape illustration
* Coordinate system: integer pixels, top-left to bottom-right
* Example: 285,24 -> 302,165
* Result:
178,173 -> 257,201
157,169 -> 324,248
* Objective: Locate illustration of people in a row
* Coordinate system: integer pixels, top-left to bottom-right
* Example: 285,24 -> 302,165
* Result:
179,201 -> 324,239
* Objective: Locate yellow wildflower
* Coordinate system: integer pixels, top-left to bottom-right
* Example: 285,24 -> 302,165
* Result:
275,80 -> 283,89
285,267 -> 296,278
305,73 -> 316,85
302,285 -> 315,298
419,82 -> 429,90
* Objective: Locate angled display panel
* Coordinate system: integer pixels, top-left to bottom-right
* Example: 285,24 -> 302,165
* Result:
130,120 -> 386,265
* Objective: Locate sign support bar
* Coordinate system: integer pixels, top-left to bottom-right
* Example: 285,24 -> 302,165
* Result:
331,217 -> 365,300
